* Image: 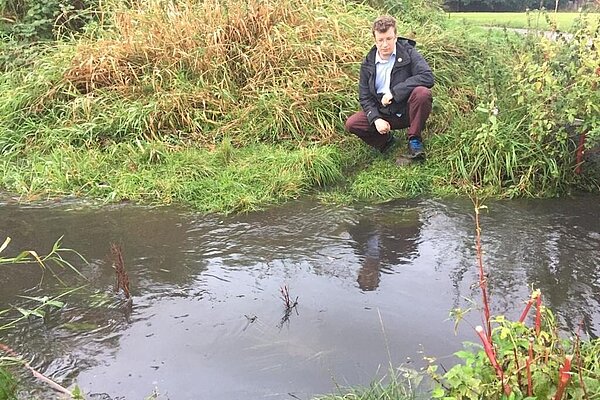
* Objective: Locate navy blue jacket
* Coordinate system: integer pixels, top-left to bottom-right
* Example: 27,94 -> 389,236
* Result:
358,37 -> 434,124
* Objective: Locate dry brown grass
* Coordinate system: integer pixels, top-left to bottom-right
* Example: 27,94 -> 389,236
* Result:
62,0 -> 371,143
65,0 -> 361,91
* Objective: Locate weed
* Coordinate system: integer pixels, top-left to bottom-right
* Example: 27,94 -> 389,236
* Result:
111,243 -> 130,300
315,366 -> 421,400
0,366 -> 17,399
428,201 -> 600,399
278,284 -> 298,329
0,236 -> 86,284
0,238 -> 88,398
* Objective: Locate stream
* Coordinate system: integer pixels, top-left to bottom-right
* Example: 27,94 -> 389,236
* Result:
1,196 -> 599,399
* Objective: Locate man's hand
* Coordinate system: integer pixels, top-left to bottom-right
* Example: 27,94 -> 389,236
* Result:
374,118 -> 390,134
381,93 -> 393,106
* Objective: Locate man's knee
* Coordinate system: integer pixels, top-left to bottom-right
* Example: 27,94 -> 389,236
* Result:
345,112 -> 365,133
411,86 -> 432,103
344,116 -> 354,133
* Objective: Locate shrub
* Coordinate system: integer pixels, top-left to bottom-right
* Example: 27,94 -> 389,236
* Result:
428,204 -> 600,399
0,0 -> 99,41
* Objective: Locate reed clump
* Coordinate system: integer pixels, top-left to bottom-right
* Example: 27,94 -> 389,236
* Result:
60,0 -> 370,145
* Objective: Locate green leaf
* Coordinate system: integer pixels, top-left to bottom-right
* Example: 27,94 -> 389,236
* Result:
455,350 -> 475,361
45,299 -> 65,308
0,237 -> 10,254
16,307 -> 45,318
431,386 -> 445,398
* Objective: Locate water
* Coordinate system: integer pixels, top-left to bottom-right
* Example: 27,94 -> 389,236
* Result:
1,196 -> 599,399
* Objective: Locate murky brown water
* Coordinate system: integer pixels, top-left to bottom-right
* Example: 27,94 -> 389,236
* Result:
1,196 -> 599,399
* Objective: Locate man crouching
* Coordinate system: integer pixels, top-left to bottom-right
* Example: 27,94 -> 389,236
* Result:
345,15 -> 434,159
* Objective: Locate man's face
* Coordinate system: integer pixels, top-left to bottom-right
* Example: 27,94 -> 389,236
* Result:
374,27 -> 396,59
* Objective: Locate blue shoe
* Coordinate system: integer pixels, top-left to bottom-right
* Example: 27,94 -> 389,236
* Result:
408,137 -> 425,158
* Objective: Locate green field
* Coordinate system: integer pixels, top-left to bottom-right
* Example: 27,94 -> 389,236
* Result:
447,11 -> 600,32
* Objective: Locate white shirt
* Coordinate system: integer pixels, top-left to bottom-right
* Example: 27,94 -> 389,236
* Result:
375,51 -> 396,95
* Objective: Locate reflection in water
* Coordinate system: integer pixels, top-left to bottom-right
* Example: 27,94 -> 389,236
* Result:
0,196 -> 598,399
348,210 -> 421,291
356,228 -> 382,291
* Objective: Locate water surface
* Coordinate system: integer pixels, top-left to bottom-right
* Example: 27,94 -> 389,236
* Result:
1,196 -> 598,399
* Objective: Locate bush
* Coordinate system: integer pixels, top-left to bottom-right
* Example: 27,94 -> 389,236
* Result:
430,300 -> 600,399
435,19 -> 600,197
0,0 -> 98,41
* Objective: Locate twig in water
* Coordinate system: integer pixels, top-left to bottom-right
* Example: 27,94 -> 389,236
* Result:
277,284 -> 299,329
242,314 -> 257,332
111,243 -> 131,300
280,284 -> 298,311
0,342 -> 72,397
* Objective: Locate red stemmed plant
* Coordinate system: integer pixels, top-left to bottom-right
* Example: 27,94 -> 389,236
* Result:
432,201 -> 592,400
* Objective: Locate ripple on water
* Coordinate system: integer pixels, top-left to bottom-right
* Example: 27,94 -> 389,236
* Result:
1,197 -> 599,399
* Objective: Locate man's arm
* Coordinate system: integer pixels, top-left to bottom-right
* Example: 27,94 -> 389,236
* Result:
390,48 -> 434,104
358,63 -> 381,125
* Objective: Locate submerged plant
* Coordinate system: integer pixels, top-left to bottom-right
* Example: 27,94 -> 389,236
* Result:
111,243 -> 131,300
0,238 -> 89,398
0,236 -> 86,284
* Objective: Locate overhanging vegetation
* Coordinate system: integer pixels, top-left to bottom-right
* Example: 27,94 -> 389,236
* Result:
0,0 -> 598,213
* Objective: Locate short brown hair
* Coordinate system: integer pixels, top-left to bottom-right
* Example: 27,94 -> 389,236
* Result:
372,15 -> 396,36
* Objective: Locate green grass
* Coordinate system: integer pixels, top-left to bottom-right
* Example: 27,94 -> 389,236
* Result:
0,0 -> 598,214
446,11 -> 600,32
314,367 -> 422,400
0,366 -> 17,400
0,141 -> 356,214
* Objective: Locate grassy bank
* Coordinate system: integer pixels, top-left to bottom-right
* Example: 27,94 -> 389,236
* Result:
447,11 -> 600,32
314,367 -> 421,400
0,0 -> 599,213
2,141 -> 353,213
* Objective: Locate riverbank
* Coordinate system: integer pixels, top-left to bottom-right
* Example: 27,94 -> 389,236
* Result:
1,0 -> 598,214
2,196 -> 599,399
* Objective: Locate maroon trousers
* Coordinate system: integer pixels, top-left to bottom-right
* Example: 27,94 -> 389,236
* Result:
345,86 -> 433,151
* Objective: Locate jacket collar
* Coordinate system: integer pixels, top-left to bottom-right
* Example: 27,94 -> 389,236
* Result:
366,37 -> 415,66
